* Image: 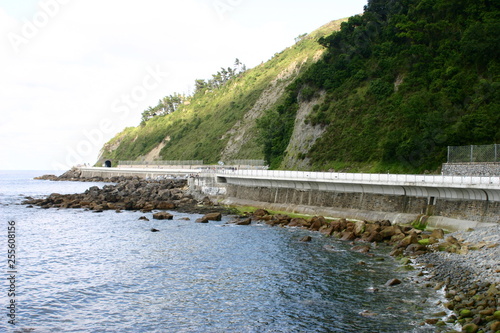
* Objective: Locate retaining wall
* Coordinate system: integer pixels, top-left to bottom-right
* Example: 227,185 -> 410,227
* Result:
442,163 -> 500,176
225,184 -> 500,226
79,167 -> 195,179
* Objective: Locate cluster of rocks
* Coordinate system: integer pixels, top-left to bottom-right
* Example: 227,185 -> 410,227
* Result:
35,168 -> 108,182
141,212 -> 224,232
414,225 -> 500,333
232,209 -> 500,332
25,178 -> 227,215
442,163 -> 500,177
235,209 -> 443,255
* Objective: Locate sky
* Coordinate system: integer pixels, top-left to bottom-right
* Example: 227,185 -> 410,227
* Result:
0,0 -> 368,170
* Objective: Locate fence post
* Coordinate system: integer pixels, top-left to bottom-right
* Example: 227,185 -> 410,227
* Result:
496,144 -> 498,162
471,145 -> 474,162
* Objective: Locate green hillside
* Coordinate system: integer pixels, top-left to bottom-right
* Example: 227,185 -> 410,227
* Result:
260,0 -> 499,172
98,19 -> 345,165
99,0 -> 499,173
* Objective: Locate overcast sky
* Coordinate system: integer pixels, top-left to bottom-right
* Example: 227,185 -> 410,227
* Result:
0,0 -> 367,170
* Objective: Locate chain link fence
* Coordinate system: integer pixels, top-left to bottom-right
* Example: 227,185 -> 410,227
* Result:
228,160 -> 266,166
448,144 -> 500,163
118,160 -> 268,168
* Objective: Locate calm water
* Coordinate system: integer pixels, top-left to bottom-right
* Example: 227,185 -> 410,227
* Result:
0,171 -> 443,332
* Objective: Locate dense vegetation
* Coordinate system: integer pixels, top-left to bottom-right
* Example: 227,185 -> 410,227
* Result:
141,59 -> 247,124
259,0 -> 499,172
141,93 -> 187,123
101,0 -> 498,173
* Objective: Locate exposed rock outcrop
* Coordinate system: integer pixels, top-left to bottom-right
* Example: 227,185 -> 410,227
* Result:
26,176 -> 231,215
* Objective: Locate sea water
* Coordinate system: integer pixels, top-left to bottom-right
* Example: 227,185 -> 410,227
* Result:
0,171 -> 444,332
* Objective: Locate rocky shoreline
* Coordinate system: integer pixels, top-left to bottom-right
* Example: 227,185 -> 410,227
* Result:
30,171 -> 500,332
413,226 -> 500,333
28,171 -> 232,216
35,167 -> 105,182
229,210 -> 499,333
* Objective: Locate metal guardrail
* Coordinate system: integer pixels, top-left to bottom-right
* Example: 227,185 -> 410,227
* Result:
216,169 -> 500,188
118,160 -> 204,166
80,167 -> 500,189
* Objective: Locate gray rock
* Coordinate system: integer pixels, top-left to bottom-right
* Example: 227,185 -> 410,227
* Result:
385,278 -> 402,286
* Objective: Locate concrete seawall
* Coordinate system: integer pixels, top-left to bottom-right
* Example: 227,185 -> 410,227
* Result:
215,170 -> 500,231
79,167 -> 198,179
78,167 -> 500,231
222,184 -> 498,231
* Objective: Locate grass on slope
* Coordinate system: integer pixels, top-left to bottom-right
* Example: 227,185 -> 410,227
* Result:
100,19 -> 347,165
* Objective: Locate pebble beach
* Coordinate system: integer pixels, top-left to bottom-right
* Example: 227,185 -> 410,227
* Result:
414,225 -> 500,333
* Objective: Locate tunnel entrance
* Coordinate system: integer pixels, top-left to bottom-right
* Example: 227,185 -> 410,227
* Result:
104,160 -> 112,168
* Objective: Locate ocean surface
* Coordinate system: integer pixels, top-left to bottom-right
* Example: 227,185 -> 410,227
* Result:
0,170 -> 445,332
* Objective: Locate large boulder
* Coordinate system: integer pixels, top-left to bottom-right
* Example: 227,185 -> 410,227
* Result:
170,189 -> 184,200
156,189 -> 172,201
288,218 -> 308,227
235,218 -> 252,226
259,215 -> 274,221
354,221 -> 366,236
85,186 -> 101,199
405,243 -> 427,254
266,219 -> 282,226
320,225 -> 335,237
461,323 -> 478,333
274,214 -> 291,223
35,174 -> 59,181
203,212 -> 222,221
103,191 -> 121,203
153,212 -> 174,220
430,228 -> 445,239
378,220 -> 392,227
364,231 -> 383,242
396,233 -> 419,249
309,216 -> 327,231
351,245 -> 371,253
385,278 -> 402,286
253,209 -> 270,217
329,220 -> 341,232
365,223 -> 381,234
341,231 -> 356,241
141,203 -> 155,212
300,236 -> 312,242
380,225 -> 402,240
